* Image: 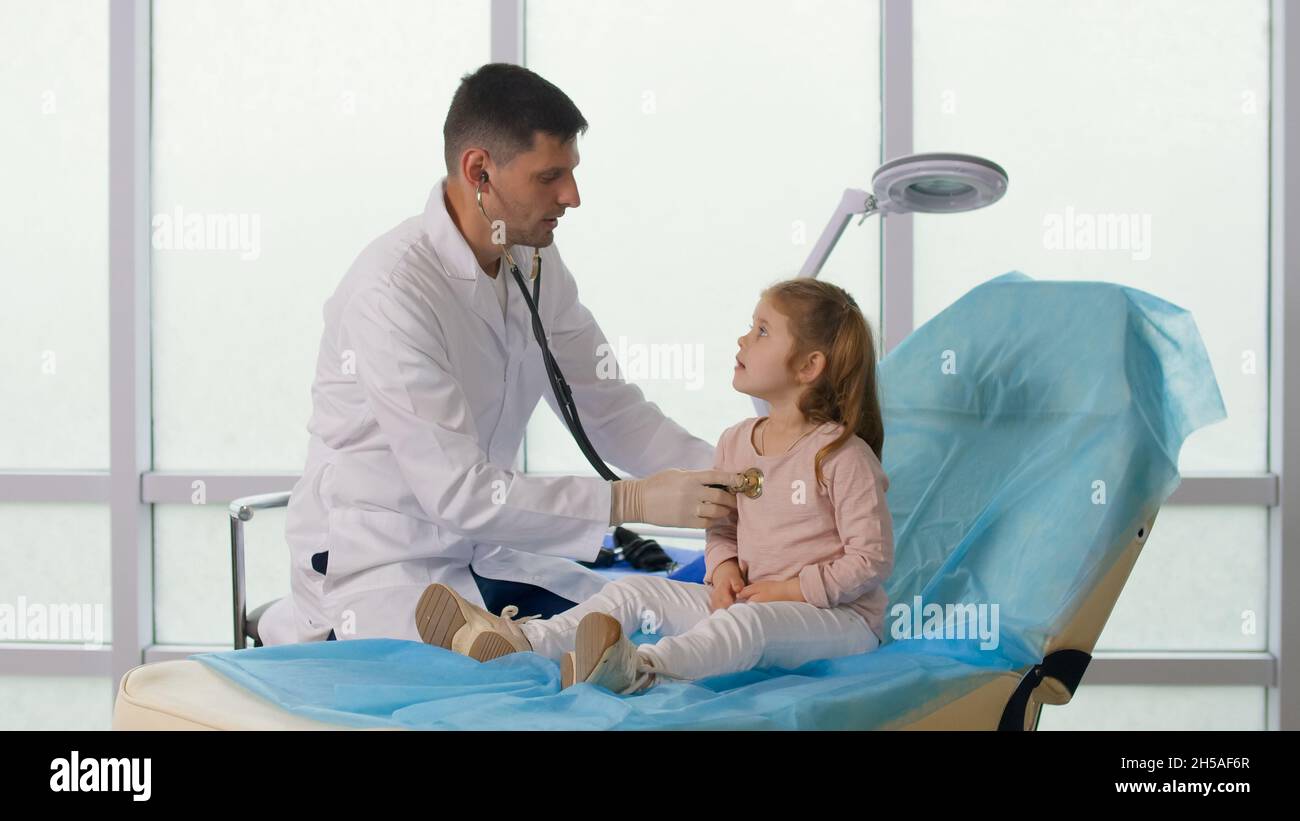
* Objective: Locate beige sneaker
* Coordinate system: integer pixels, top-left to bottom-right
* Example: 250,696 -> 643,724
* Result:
564,612 -> 684,695
414,583 -> 537,662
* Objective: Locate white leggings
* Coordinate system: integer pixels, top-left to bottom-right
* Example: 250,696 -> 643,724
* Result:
518,575 -> 880,681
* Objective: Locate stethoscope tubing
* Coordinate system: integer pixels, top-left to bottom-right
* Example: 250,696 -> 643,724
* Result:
476,178 -> 762,497
505,252 -> 620,482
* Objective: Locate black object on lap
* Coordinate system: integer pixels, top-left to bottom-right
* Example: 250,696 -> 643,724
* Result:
578,526 -> 677,573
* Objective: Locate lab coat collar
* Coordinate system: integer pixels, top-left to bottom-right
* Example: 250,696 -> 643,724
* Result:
424,175 -> 486,282
425,175 -> 513,348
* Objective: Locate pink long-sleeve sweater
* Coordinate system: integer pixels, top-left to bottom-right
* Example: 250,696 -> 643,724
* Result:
704,416 -> 894,641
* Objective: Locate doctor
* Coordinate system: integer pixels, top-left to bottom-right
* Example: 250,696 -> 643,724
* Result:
261,63 -> 739,645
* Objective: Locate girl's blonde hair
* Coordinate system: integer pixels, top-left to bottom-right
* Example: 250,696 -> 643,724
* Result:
761,278 -> 885,491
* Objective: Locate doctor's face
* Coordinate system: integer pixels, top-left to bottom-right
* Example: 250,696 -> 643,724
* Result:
487,132 -> 581,248
734,298 -> 799,400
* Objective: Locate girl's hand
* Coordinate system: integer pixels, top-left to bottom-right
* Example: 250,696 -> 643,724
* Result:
737,578 -> 805,604
709,560 -> 746,612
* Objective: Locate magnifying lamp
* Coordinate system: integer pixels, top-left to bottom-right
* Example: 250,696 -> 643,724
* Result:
871,152 -> 1008,215
796,152 -> 1008,279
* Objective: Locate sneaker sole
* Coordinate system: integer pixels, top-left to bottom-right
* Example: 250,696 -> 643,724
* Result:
561,652 -> 575,688
468,630 -> 520,662
414,584 -> 466,649
573,613 -> 623,684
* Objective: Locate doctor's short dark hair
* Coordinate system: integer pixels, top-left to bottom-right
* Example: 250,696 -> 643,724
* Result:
443,63 -> 589,177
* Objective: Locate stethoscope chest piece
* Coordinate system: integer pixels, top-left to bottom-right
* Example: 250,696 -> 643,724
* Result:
735,467 -> 764,499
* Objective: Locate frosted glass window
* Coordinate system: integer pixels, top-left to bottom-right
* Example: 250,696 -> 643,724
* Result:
0,676 -> 113,731
525,0 -> 882,473
0,504 -> 111,645
912,0 -> 1270,472
154,504 -> 289,646
151,0 -> 491,470
1097,507 -> 1267,652
1037,686 -> 1264,731
0,0 -> 109,469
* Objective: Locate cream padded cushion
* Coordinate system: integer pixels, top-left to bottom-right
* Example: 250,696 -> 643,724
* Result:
112,659 -> 358,731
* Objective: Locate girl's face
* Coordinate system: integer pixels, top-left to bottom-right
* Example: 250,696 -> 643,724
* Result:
733,297 -> 798,400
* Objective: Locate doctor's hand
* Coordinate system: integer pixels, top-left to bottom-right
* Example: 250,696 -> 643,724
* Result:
610,469 -> 740,529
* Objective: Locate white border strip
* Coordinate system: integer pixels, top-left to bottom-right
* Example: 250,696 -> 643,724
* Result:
0,644 -> 113,676
881,0 -> 914,354
1268,0 -> 1299,731
0,643 -> 1274,690
0,472 -> 1279,506
0,473 -> 112,502
491,0 -> 524,65
107,0 -> 153,703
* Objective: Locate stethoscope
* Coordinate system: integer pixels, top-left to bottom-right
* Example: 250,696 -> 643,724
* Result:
475,171 -> 764,500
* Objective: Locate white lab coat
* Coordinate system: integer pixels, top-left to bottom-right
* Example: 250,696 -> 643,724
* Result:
261,176 -> 716,645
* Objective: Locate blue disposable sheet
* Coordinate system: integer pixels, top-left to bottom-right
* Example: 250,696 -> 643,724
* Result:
194,272 -> 1226,729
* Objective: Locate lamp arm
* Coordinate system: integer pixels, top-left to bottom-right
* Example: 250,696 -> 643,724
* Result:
760,188 -> 878,416
797,188 -> 879,279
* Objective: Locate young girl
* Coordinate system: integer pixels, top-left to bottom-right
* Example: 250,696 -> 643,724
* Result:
414,278 -> 894,695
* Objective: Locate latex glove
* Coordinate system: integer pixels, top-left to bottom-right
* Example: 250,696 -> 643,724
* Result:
610,468 -> 742,529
